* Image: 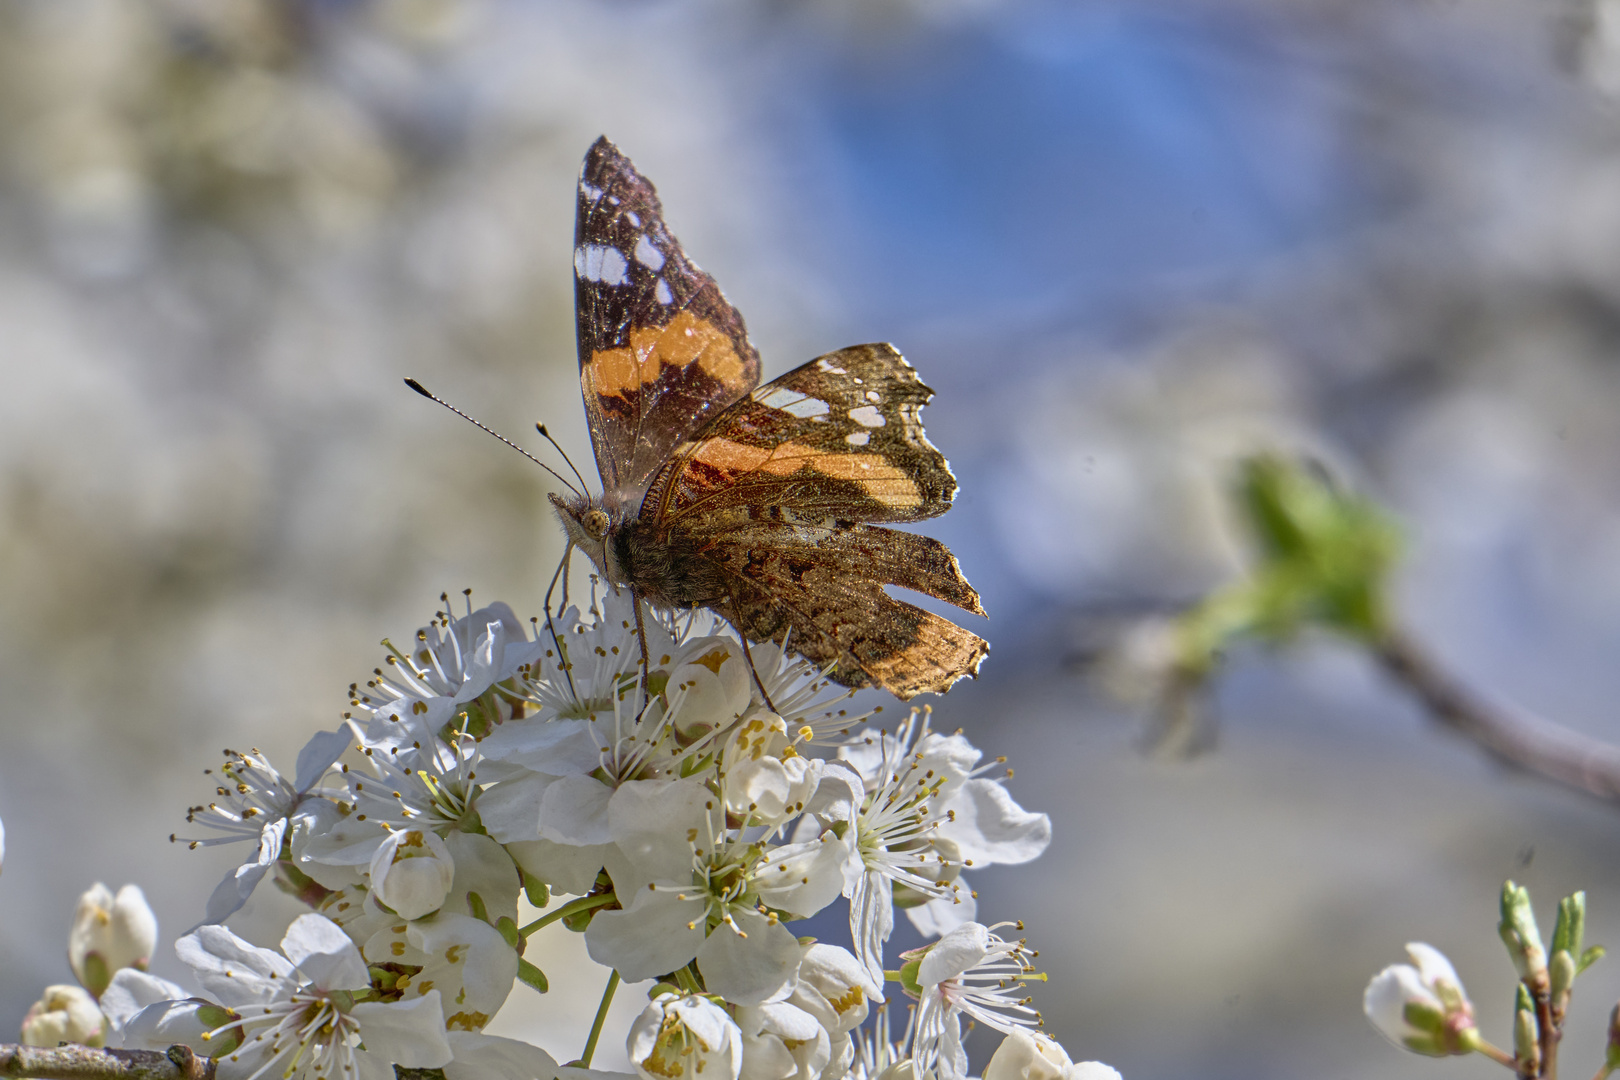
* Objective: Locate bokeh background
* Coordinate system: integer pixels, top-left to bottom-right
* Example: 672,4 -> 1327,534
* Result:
7,0 -> 1620,1076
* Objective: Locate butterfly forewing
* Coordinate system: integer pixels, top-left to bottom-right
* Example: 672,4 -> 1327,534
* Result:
575,137 -> 761,500
645,343 -> 958,526
633,342 -> 988,698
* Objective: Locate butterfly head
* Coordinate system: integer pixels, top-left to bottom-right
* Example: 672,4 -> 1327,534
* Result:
549,491 -> 623,583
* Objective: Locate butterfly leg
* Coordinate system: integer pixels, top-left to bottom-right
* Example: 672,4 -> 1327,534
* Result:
733,629 -> 780,714
543,545 -> 579,701
629,585 -> 652,709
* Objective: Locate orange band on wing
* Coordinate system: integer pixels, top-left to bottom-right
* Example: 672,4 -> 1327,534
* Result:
690,437 -> 922,509
587,310 -> 747,398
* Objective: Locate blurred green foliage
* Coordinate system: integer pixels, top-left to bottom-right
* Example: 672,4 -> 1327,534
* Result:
1175,453 -> 1403,676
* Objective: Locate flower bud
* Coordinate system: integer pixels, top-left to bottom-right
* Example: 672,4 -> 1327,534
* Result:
68,884 -> 157,998
21,985 -> 105,1047
628,992 -> 742,1080
369,828 -> 455,921
1499,880 -> 1548,989
985,1029 -> 1071,1080
1067,1066 -> 1124,1080
1363,943 -> 1479,1056
1514,983 -> 1540,1075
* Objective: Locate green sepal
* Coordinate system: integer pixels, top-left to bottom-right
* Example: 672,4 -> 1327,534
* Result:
523,872 -> 550,909
78,952 -> 111,998
1401,998 -> 1446,1035
467,891 -> 490,924
1580,945 -> 1606,974
195,1004 -> 242,1056
517,958 -> 548,993
898,959 -> 923,998
497,916 -> 522,953
564,904 -> 601,933
648,982 -> 682,1000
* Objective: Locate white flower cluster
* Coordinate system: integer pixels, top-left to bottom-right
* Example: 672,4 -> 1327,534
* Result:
29,588 -> 1118,1080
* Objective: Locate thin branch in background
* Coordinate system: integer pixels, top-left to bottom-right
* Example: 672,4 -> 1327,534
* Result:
1376,628 -> 1620,806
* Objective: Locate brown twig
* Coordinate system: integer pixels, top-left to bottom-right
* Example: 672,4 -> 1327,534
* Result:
1374,629 -> 1620,807
0,1047 -> 445,1080
0,1045 -> 212,1080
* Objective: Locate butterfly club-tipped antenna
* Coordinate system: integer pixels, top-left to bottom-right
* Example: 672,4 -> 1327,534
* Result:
402,378 -> 580,497
535,423 -> 591,496
404,378 -> 585,695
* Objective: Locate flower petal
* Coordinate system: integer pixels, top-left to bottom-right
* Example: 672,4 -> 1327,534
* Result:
351,992 -> 454,1067
444,1031 -> 559,1080
281,913 -> 369,991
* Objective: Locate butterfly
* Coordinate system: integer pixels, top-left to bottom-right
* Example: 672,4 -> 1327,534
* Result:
550,136 -> 987,700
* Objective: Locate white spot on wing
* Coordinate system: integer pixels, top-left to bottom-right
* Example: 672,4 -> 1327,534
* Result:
655,279 -> 673,305
865,390 -> 880,402
849,405 -> 886,428
580,183 -> 603,202
626,211 -> 641,226
575,244 -> 629,285
755,386 -> 830,418
846,431 -> 871,446
634,235 -> 666,271
817,358 -> 847,374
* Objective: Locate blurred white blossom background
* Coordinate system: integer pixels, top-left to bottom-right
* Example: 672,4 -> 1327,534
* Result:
11,0 -> 1620,1077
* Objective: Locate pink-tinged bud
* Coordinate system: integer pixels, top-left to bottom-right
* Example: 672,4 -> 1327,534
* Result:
1364,943 -> 1480,1057
21,985 -> 105,1047
68,884 -> 158,998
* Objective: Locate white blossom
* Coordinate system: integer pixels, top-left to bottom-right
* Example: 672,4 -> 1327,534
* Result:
828,710 -> 1048,981
1363,942 -> 1480,1057
359,910 -> 519,1031
174,729 -> 351,924
21,985 -> 106,1047
791,941 -> 883,1078
628,992 -> 743,1080
586,777 -> 846,1005
348,599 -> 544,744
69,883 -> 158,997
906,923 -> 1043,1080
177,914 -> 453,1080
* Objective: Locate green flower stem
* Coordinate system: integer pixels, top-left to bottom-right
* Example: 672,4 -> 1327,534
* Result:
1471,1039 -> 1517,1070
580,970 -> 621,1069
519,892 -> 616,937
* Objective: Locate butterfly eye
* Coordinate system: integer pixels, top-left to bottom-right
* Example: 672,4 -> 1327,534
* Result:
583,509 -> 611,541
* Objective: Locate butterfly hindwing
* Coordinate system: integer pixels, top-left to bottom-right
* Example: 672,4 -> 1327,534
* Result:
712,524 -> 989,698
575,137 -> 761,500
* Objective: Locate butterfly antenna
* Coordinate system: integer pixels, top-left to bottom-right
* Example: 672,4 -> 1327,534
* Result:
536,423 -> 592,495
403,379 -> 580,496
